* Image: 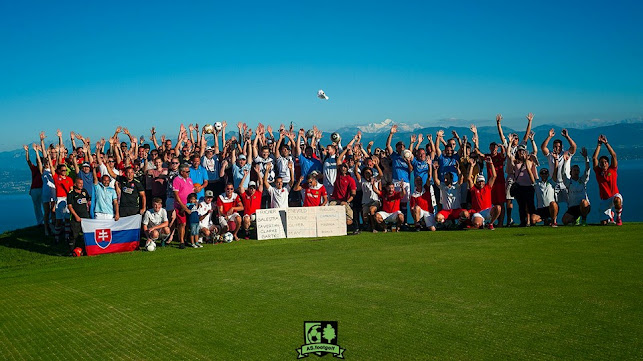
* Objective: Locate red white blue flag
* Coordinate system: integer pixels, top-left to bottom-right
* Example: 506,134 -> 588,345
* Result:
81,215 -> 141,256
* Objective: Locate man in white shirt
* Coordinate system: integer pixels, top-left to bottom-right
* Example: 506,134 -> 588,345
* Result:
541,128 -> 577,205
198,190 -> 220,243
559,148 -> 592,226
142,198 -> 170,246
263,163 -> 293,209
532,168 -> 558,227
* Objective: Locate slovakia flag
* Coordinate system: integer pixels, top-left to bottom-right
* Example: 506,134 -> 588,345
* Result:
82,215 -> 142,256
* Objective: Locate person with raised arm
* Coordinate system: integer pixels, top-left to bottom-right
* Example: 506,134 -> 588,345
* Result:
201,121 -> 222,197
433,161 -> 469,227
238,166 -> 264,239
507,145 -> 536,227
467,156 -> 501,230
329,162 -> 358,234
373,182 -> 406,232
34,139 -> 55,236
559,147 -> 591,226
354,160 -> 381,232
293,173 -> 328,207
541,126 -> 577,213
592,135 -> 623,225
531,167 -> 558,227
263,162 -> 293,209
92,156 -> 119,221
24,144 -> 44,227
386,124 -> 413,225
410,175 -> 436,232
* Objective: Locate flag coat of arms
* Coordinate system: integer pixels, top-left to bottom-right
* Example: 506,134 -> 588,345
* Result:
81,215 -> 141,256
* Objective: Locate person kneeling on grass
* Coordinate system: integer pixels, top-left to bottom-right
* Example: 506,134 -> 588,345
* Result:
373,182 -> 405,232
185,193 -> 203,248
217,183 -> 244,241
197,190 -> 221,243
559,148 -> 591,226
142,197 -> 170,247
593,135 -> 623,226
532,167 -> 559,227
466,157 -> 501,230
410,176 -> 436,231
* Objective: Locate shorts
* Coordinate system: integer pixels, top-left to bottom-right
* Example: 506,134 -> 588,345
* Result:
55,197 -> 69,220
566,205 -> 581,218
95,212 -> 114,220
418,210 -> 436,227
188,223 -> 200,236
176,208 -> 187,224
377,210 -> 402,223
361,200 -> 381,215
553,181 -> 569,204
471,207 -> 493,224
438,208 -> 465,221
534,207 -> 550,219
599,193 -> 623,221
329,200 -> 354,222
394,181 -> 410,203
219,213 -> 240,226
505,178 -> 515,200
491,181 -> 506,205
243,214 -> 256,222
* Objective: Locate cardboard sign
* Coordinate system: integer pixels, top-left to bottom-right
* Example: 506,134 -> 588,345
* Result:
256,209 -> 287,240
316,205 -> 347,237
286,207 -> 317,238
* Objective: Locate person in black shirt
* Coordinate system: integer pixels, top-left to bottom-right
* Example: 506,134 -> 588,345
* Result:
67,178 -> 91,253
117,166 -> 146,217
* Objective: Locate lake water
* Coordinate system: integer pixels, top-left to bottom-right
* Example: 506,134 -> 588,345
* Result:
2,160 -> 642,234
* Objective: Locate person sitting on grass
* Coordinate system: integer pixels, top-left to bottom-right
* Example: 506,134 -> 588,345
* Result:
373,182 -> 406,232
592,135 -> 623,226
559,147 -> 591,226
432,162 -> 469,227
466,156 -> 501,230
142,197 -> 170,247
217,183 -> 244,241
410,176 -> 436,232
531,167 -> 558,227
186,193 -> 202,248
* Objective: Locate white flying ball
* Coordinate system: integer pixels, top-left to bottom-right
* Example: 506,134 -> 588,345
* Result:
317,90 -> 329,100
331,132 -> 341,143
203,124 -> 215,134
403,149 -> 414,160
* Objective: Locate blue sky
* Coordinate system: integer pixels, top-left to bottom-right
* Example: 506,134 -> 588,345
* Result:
1,0 -> 641,150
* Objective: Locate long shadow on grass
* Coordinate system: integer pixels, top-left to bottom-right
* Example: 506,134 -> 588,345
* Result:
0,226 -> 68,257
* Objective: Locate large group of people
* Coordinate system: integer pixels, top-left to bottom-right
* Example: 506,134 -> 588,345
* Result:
23,115 -> 624,255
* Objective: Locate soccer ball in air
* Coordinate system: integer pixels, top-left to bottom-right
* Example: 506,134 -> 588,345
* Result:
330,132 -> 341,144
203,124 -> 215,134
317,89 -> 329,100
146,241 -> 156,252
402,149 -> 414,160
223,232 -> 234,243
214,122 -> 223,132
306,129 -> 314,139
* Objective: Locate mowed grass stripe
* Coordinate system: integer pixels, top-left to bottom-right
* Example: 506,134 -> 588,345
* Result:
0,225 -> 641,360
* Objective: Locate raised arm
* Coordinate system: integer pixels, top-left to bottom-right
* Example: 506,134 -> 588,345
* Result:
338,134 -> 358,164
522,112 -> 534,144
603,135 -> 617,168
528,131 -> 537,156
33,143 -> 44,174
541,128 -> 555,157
592,136 -> 602,168
432,162 -> 441,186
486,156 -> 496,188
580,147 -> 591,183
385,125 -> 397,155
466,158 -> 475,189
263,162 -> 272,190
561,128 -> 577,155
435,130 -> 444,157
496,114 -> 506,145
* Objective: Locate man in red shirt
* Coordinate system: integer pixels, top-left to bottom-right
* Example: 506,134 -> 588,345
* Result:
329,163 -> 357,233
374,182 -> 406,232
293,174 -> 328,207
217,183 -> 244,240
53,164 -> 74,244
592,135 -> 623,225
240,181 -> 263,239
467,157 -> 501,230
410,176 -> 436,231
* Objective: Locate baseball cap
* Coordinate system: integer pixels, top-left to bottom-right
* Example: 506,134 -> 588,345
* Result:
248,181 -> 257,188
205,190 -> 214,198
517,144 -> 527,151
205,146 -> 214,152
81,162 -> 90,167
238,154 -> 247,160
476,174 -> 486,182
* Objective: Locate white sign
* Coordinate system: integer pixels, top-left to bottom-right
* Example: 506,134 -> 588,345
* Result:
316,206 -> 347,237
256,209 -> 287,240
287,207 -> 317,238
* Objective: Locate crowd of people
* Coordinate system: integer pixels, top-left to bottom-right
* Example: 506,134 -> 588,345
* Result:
23,115 -> 623,255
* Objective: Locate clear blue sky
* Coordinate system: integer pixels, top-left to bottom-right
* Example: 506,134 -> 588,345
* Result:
1,0 -> 641,150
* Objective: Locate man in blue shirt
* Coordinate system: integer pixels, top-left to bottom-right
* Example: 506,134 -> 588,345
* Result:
92,165 -> 119,220
386,124 -> 414,223
189,155 -> 209,200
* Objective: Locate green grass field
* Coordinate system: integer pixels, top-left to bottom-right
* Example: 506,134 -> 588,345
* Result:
1,225 -> 641,360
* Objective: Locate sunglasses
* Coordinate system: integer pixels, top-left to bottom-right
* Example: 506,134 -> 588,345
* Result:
226,188 -> 234,191
171,162 -> 180,164
108,160 -> 115,163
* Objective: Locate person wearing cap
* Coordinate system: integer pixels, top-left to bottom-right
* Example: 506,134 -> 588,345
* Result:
433,162 -> 469,226
386,124 -> 413,225
507,144 -> 536,227
466,156 -> 501,230
231,150 -> 252,191
559,148 -> 591,226
410,175 -> 436,231
275,129 -> 295,189
197,190 -> 220,243
294,128 -> 322,186
201,138 -> 222,197
173,164 -> 194,248
239,179 -> 264,239
541,127 -> 577,209
531,167 -> 558,227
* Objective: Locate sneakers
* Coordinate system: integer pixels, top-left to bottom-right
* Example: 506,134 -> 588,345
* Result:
615,213 -> 623,226
581,219 -> 587,226
179,243 -> 185,249
575,217 -> 581,226
551,222 -> 558,228
197,237 -> 203,244
197,243 -> 204,248
486,223 -> 495,231
191,243 -> 199,248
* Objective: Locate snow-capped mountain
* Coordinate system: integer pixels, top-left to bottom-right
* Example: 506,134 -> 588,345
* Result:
355,119 -> 422,133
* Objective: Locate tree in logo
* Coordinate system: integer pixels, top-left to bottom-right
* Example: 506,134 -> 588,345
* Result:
323,324 -> 336,343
